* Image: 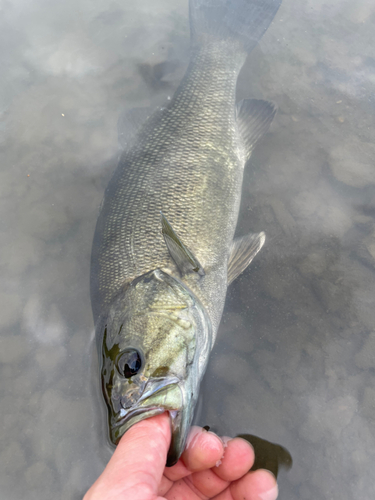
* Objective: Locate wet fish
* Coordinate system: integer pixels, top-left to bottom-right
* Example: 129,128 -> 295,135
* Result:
90,0 -> 281,466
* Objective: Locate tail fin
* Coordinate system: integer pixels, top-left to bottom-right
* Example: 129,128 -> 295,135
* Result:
189,0 -> 282,53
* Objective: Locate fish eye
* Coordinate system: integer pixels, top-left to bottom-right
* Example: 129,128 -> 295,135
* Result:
117,349 -> 142,379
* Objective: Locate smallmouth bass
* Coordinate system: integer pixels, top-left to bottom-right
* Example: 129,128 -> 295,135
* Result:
91,0 -> 281,465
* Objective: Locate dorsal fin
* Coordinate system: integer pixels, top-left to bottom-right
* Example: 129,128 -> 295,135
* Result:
228,232 -> 265,285
161,212 -> 205,276
236,99 -> 276,162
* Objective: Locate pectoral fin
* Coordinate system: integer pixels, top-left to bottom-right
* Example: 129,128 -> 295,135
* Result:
236,99 -> 276,162
227,232 -> 265,285
161,212 -> 205,276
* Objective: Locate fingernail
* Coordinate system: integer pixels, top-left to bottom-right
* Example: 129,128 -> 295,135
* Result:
185,427 -> 222,450
259,484 -> 278,500
203,431 -> 224,451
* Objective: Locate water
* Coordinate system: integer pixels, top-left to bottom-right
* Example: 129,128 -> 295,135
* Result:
1,1 -> 374,499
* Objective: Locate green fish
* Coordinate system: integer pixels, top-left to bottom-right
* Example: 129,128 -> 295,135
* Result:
91,0 -> 281,466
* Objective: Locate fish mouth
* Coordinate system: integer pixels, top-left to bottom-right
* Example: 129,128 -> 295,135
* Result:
109,377 -> 183,445
111,407 -> 167,444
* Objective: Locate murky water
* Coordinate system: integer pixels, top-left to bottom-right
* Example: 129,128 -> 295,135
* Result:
1,1 -> 374,499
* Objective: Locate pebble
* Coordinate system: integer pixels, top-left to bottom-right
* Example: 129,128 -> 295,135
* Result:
3,233 -> 44,276
268,198 -> 297,237
22,298 -> 68,345
342,1 -> 375,24
302,394 -> 357,443
19,202 -> 70,240
0,335 -> 30,365
354,331 -> 375,370
258,262 -> 289,301
39,389 -> 90,436
285,374 -> 309,394
211,352 -> 251,387
24,461 -> 55,491
329,142 -> 375,188
311,277 -> 351,314
0,441 -> 26,474
298,250 -> 330,276
35,345 -> 67,373
0,293 -> 22,329
361,387 -> 375,421
363,229 -> 375,263
352,286 -> 375,332
218,313 -> 255,354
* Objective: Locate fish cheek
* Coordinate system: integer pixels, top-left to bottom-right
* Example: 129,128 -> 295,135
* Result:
145,322 -> 196,380
151,366 -> 170,378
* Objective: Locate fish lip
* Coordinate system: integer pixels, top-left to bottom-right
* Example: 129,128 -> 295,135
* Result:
112,406 -> 164,429
110,407 -> 167,446
112,377 -> 181,429
139,376 -> 180,402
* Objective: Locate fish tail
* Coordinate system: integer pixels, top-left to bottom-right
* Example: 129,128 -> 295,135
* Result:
189,0 -> 282,53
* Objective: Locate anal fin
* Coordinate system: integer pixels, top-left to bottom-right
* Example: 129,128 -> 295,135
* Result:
227,232 -> 265,285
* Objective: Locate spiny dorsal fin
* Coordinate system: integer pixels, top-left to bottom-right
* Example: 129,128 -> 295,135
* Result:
236,99 -> 276,162
227,232 -> 265,285
161,212 -> 205,276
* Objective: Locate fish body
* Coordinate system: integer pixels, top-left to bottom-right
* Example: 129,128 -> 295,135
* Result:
90,0 -> 281,465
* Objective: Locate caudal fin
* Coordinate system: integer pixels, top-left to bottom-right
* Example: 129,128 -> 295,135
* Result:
189,0 -> 282,53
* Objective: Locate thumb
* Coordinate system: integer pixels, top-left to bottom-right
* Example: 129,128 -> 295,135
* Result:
84,413 -> 171,500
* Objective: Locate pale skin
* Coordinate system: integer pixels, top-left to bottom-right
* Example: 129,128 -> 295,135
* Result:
84,414 -> 278,500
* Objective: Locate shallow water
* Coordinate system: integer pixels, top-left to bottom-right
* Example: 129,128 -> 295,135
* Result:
1,1 -> 375,499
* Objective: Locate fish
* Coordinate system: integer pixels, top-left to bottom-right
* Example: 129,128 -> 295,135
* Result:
90,0 -> 282,466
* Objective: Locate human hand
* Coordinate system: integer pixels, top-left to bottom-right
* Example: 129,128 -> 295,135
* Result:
84,413 -> 278,500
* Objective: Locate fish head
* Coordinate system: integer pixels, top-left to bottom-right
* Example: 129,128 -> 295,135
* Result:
97,269 -> 212,465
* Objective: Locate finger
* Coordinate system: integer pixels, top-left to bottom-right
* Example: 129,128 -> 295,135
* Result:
185,468 -> 229,498
164,459 -> 192,482
165,468 -> 276,500
179,436 -> 254,498
183,427 -> 225,472
84,413 -> 171,500
214,437 -> 255,481
165,426 -> 224,480
212,469 -> 278,500
158,475 -> 173,497
165,478 -> 203,500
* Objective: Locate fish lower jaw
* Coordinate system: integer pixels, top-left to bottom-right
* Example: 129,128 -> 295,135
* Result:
110,407 -> 177,445
110,381 -> 185,445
